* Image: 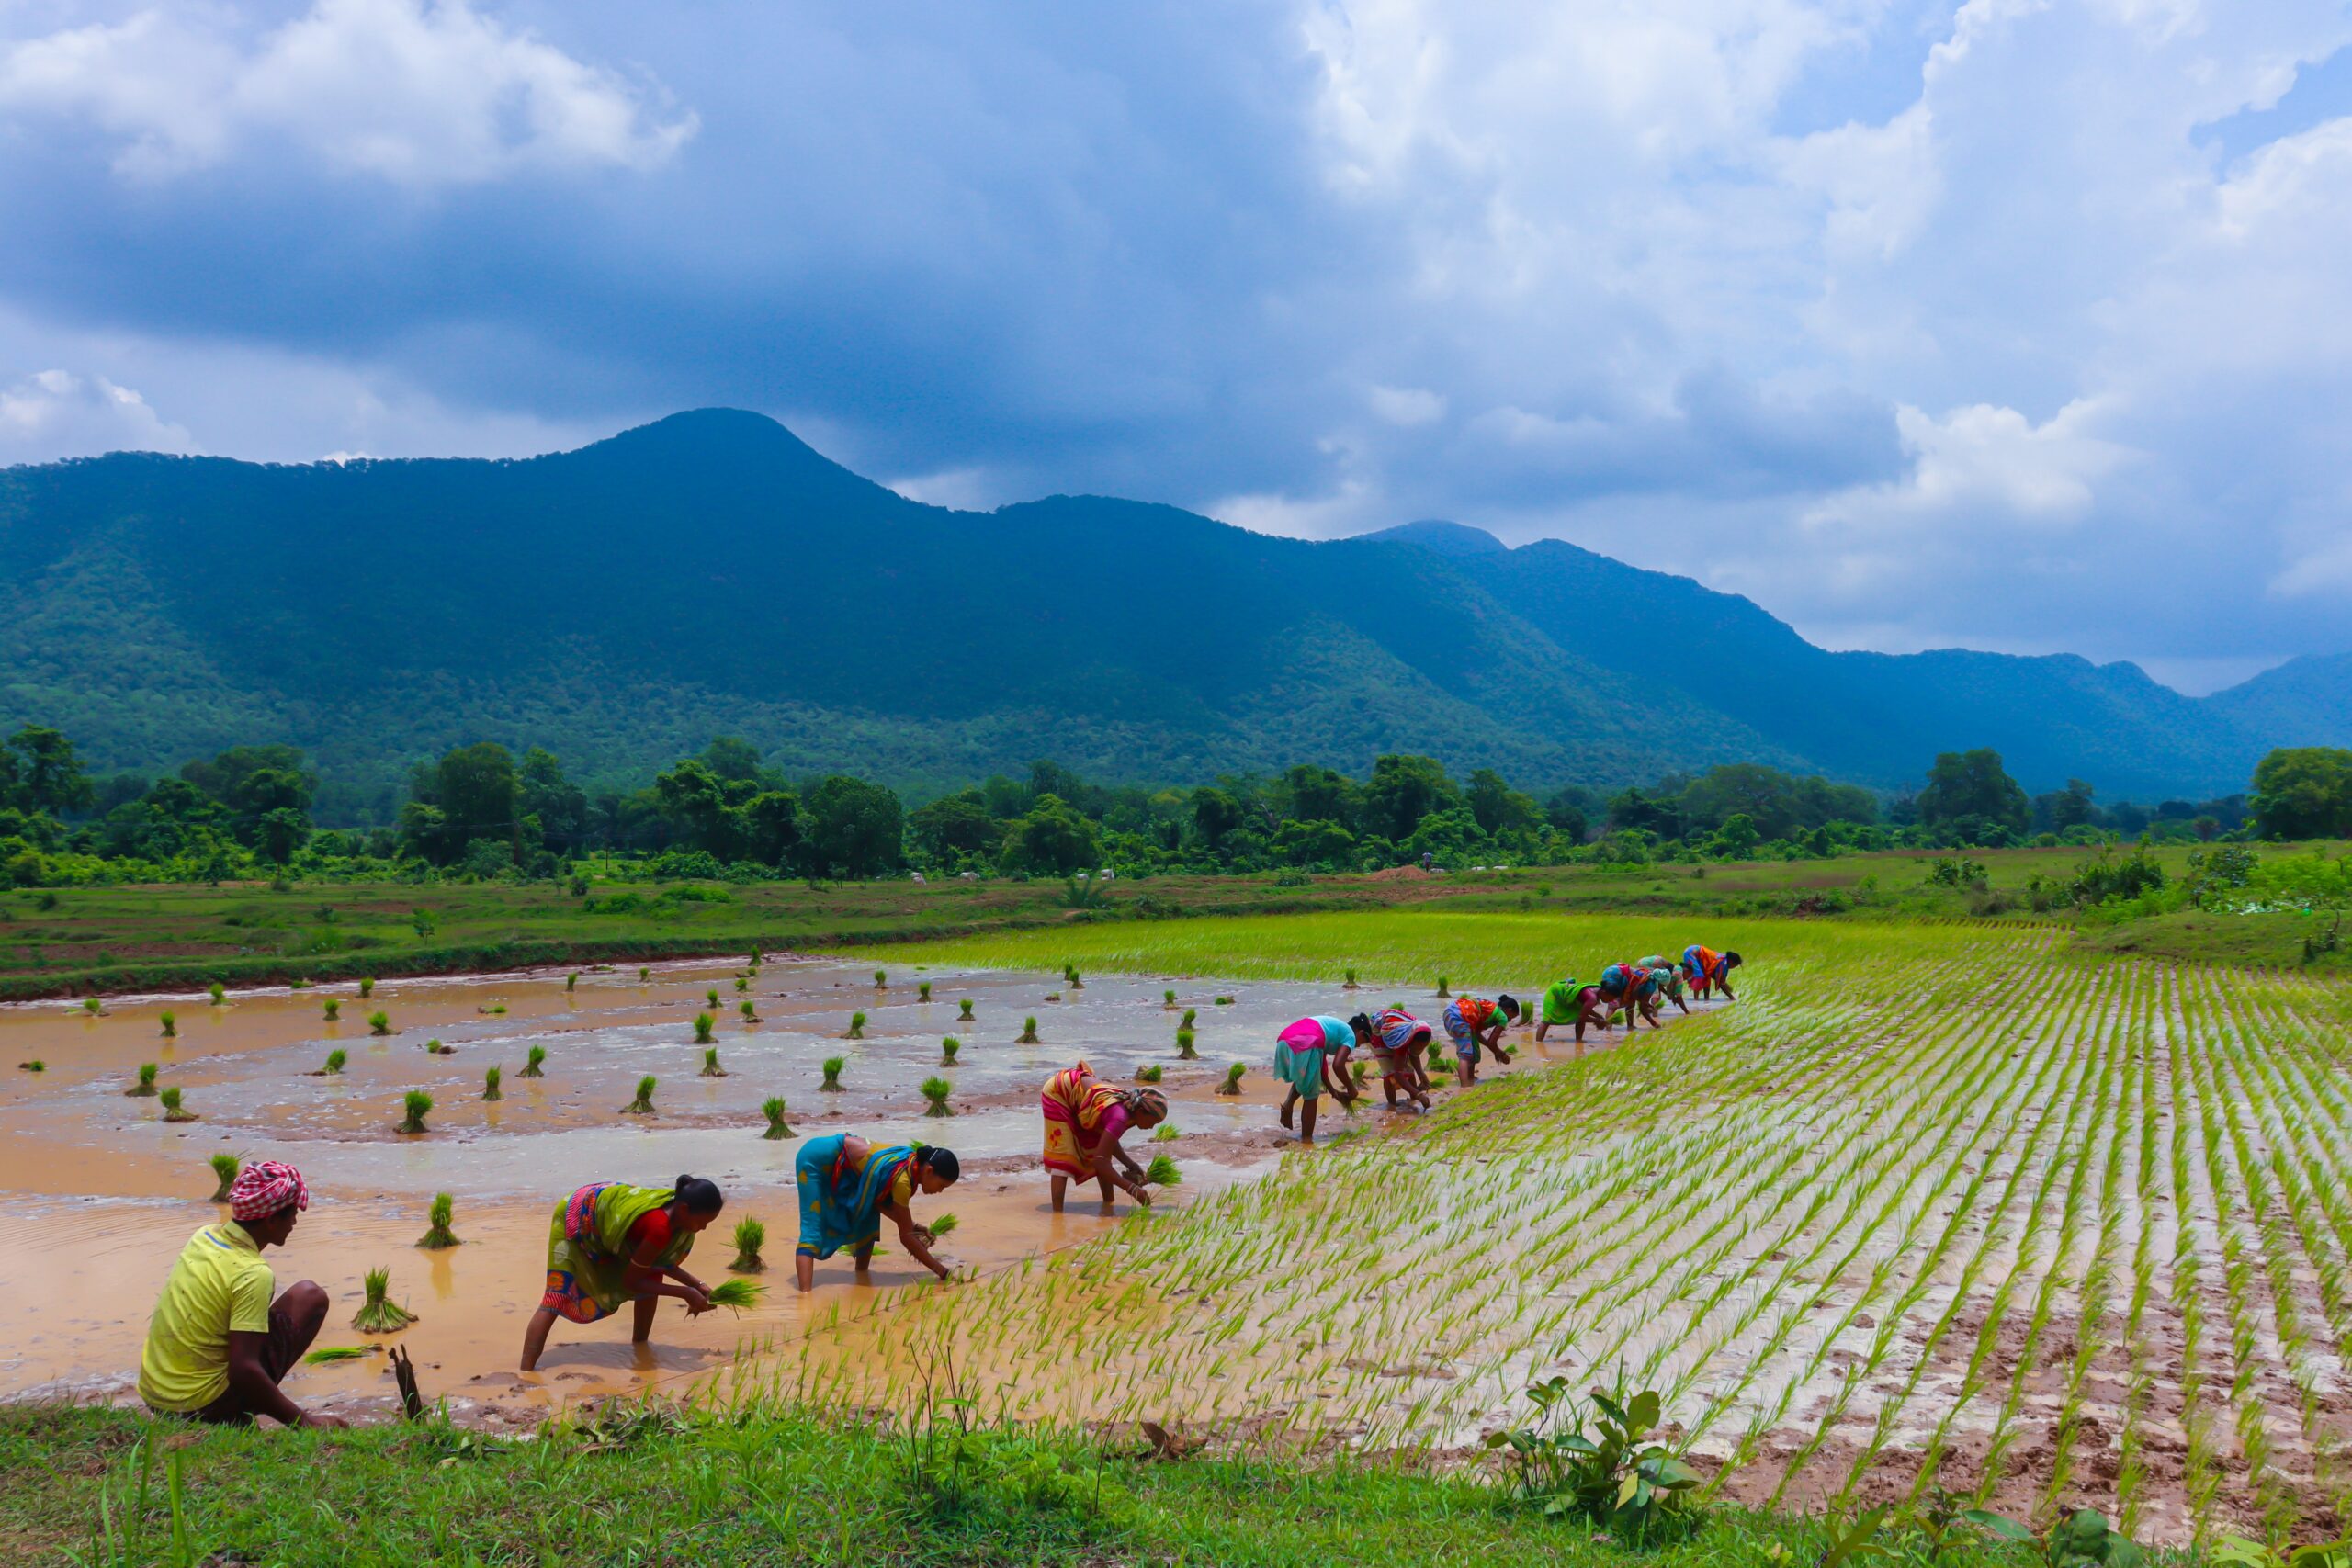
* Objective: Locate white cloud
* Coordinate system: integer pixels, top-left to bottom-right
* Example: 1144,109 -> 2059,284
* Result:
1806,399 -> 2132,530
0,0 -> 695,185
0,368 -> 194,464
1365,383 -> 1445,425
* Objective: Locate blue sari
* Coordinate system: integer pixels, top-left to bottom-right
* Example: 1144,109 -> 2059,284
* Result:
795,1133 -> 916,1260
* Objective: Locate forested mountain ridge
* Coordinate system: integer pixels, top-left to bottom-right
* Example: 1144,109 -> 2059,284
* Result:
0,408 -> 2328,816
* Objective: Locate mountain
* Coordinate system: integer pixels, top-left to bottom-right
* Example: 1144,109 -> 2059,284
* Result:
0,409 -> 2324,816
2207,654 -> 2352,750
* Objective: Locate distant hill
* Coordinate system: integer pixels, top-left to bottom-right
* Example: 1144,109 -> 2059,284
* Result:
0,409 -> 2327,816
2206,653 -> 2352,750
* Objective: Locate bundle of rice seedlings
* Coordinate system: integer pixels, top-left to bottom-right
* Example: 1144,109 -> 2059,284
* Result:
732,977 -> 750,998
920,1077 -> 955,1117
127,1061 -> 160,1098
358,976 -> 375,998
1216,1063 -> 1245,1096
707,1278 -> 765,1314
291,978 -> 311,990
762,1097 -> 794,1139
701,1047 -> 726,1077
704,987 -> 720,1010
622,1076 -> 657,1115
159,1011 -> 176,1038
1424,1040 -> 1445,1071
400,1090 -> 432,1134
927,1212 -> 959,1237
424,1039 -> 452,1055
1136,1064 -> 1164,1084
1164,988 -> 1177,1008
352,1268 -> 417,1333
739,998 -> 758,1021
1153,1123 -> 1180,1142
160,1087 -> 198,1122
303,1346 -> 377,1364
639,966 -> 650,982
873,968 -> 888,989
322,997 -> 340,1021
1176,1029 -> 1198,1059
368,1010 -> 391,1036
820,1057 -> 845,1092
729,1216 -> 765,1273
684,1011 -> 712,1046
1436,976 -> 1451,998
417,1192 -> 460,1248
1180,1008 -> 1197,1030
1214,996 -> 1235,1006
17,1060 -> 43,1072
1344,968 -> 1360,988
1018,1016 -> 1040,1043
1350,1061 -> 1369,1089
566,972 -> 578,993
520,1043 -> 546,1078
846,1011 -> 866,1040
209,1154 -> 241,1202
1144,1154 -> 1182,1186
208,982 -> 227,1005
320,1048 -> 346,1076
482,1066 -> 503,1101
957,998 -> 975,1021
918,982 -> 932,1002
82,997 -> 101,1016
1044,992 -> 1061,1002
1066,966 -> 1084,989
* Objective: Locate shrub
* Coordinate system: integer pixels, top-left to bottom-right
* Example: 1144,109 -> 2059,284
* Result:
160,1086 -> 197,1122
520,1043 -> 546,1078
159,1010 -> 175,1038
418,1193 -> 459,1249
127,1061 -> 159,1098
921,1076 -> 955,1116
352,1268 -> 416,1333
400,1090 -> 432,1134
729,1216 -> 766,1273
209,1154 -> 240,1202
482,1066 -> 503,1101
322,1048 -> 346,1076
847,1010 -> 866,1039
368,1010 -> 390,1036
1480,1375 -> 1700,1542
694,1011 -> 716,1044
820,1057 -> 845,1091
1144,1154 -> 1181,1186
941,1035 -> 961,1063
1216,1062 -> 1245,1095
762,1096 -> 794,1139
1018,1015 -> 1040,1043
701,1047 -> 726,1077
623,1076 -> 657,1114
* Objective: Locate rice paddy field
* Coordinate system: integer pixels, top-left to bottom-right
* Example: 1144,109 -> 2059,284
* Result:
697,908 -> 2352,1547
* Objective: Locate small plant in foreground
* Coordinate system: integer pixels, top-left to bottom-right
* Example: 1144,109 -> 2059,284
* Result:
209,981 -> 226,1005
918,981 -> 932,1001
957,998 -> 975,1021
358,976 -> 375,998
729,1216 -> 765,1272
1018,1015 -> 1040,1043
159,1011 -> 175,1038
693,1011 -> 716,1044
1344,967 -> 1360,988
921,1076 -> 955,1116
482,1066 -> 503,1101
304,1346 -> 375,1364
127,1061 -> 159,1098
209,1154 -> 240,1202
1137,1063 -> 1163,1083
400,1090 -> 432,1134
622,1076 -> 657,1114
763,1096 -> 794,1138
520,1043 -> 546,1078
353,1267 -> 417,1333
368,1010 -> 390,1036
706,987 -> 720,1009
160,1086 -> 197,1122
1144,1154 -> 1181,1185
846,1010 -> 866,1039
1481,1375 -> 1699,1541
81,996 -> 100,1016
1216,1062 -> 1246,1095
322,997 -> 340,1021
1153,1123 -> 1180,1142
707,1278 -> 765,1313
418,1192 -> 459,1248
820,1057 -> 845,1092
701,1047 -> 726,1077
940,1035 -> 961,1064
874,968 -> 888,989
740,998 -> 758,1021
1164,988 -> 1177,1007
1176,1029 -> 1198,1059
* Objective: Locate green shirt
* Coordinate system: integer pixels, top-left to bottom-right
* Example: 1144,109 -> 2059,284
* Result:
140,1222 -> 275,1413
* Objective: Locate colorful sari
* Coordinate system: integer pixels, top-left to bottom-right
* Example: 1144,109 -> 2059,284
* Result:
1041,1063 -> 1133,1179
1682,945 -> 1724,994
1371,1007 -> 1430,1058
1273,1016 -> 1350,1100
541,1181 -> 692,1324
1442,997 -> 1498,1059
1540,980 -> 1587,1025
796,1134 -> 916,1260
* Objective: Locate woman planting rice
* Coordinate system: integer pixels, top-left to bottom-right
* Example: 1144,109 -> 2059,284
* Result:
1441,992 -> 1519,1087
1595,963 -> 1658,1032
794,1134 -> 961,1290
1534,977 -> 1611,1047
1041,1063 -> 1167,1211
1636,955 -> 1695,1018
1272,1014 -> 1366,1143
1681,944 -> 1742,1001
519,1175 -> 724,1371
1368,1006 -> 1434,1111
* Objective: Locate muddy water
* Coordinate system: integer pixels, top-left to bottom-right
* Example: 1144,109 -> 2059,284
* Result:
1,960 -> 1560,1422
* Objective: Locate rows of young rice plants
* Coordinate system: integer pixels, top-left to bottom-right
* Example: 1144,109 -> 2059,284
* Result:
751,913 -> 2352,1542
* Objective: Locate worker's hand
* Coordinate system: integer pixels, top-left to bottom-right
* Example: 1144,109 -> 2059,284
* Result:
682,1287 -> 714,1316
1128,1181 -> 1154,1207
298,1410 -> 349,1431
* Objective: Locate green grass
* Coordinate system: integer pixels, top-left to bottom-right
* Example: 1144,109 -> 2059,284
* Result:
0,1403 -> 2066,1566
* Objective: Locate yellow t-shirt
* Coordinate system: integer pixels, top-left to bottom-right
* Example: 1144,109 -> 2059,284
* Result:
139,1222 -> 275,1413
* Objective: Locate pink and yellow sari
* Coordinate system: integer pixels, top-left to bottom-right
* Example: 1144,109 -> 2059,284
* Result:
1041,1062 -> 1133,1179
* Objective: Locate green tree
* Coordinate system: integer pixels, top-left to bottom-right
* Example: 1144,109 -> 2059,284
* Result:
1277,765 -> 1358,833
1190,786 -> 1245,844
1915,749 -> 2029,837
653,758 -> 740,855
254,806 -> 311,864
1710,813 -> 1761,859
910,791 -> 997,863
1466,768 -> 1542,837
699,735 -> 768,784
2250,748 -> 2352,840
802,775 -> 904,878
1363,754 -> 1460,842
7,726 -> 92,814
518,747 -> 587,854
999,793 -> 1098,875
1272,818 -> 1355,868
741,789 -> 804,867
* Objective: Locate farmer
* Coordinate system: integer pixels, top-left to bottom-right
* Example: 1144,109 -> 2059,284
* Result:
1442,992 -> 1519,1086
139,1159 -> 345,1429
1273,1013 -> 1367,1143
1596,963 -> 1657,1031
1637,954 -> 1694,1018
1534,977 -> 1609,1047
1368,1005 -> 1435,1111
520,1175 -> 725,1371
1041,1062 -> 1165,1211
1682,945 -> 1743,1001
795,1134 -> 961,1290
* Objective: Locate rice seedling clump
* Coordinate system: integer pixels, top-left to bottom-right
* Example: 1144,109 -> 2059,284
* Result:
846,1010 -> 866,1039
941,1036 -> 961,1064
1144,1154 -> 1181,1186
209,1154 -> 240,1202
694,1011 -> 716,1044
921,1076 -> 955,1116
1018,1015 -> 1040,1043
820,1057 -> 845,1092
322,998 -> 339,1021
160,1086 -> 197,1122
319,1047 -> 346,1075
417,1192 -> 459,1249
707,1278 -> 765,1314
520,1043 -> 546,1078
622,1076 -> 657,1115
763,1097 -> 794,1139
701,1047 -> 727,1077
127,1062 -> 159,1098
353,1267 -> 417,1333
368,1010 -> 390,1036
481,1066 -> 503,1101
1216,1062 -> 1245,1095
729,1217 -> 766,1273
400,1090 -> 432,1134
158,1010 -> 176,1038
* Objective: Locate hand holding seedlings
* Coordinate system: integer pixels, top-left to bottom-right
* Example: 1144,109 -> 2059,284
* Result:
791,1136 -> 961,1292
520,1175 -> 728,1371
1041,1063 -> 1165,1211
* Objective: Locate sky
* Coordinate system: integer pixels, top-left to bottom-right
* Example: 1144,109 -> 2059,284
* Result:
1,1 -> 2348,694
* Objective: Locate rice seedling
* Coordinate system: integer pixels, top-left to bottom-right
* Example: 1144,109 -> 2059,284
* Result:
701,1047 -> 726,1077
1216,1062 -> 1245,1095
520,1043 -> 545,1077
81,996 -> 100,1016
160,1086 -> 196,1122
1018,1015 -> 1039,1043
316,1047 -> 346,1076
17,1059 -> 41,1072
1181,1007 -> 1196,1029
706,987 -> 720,1009
1137,1064 -> 1164,1083
1435,976 -> 1449,997
1164,988 -> 1177,1007
209,1153 -> 240,1201
1154,1123 -> 1180,1141
399,1090 -> 432,1134
1213,996 -> 1234,1005
639,966 -> 650,982
874,968 -> 888,988
820,1057 -> 845,1092
729,1216 -> 766,1272
622,1076 -> 657,1114
1144,1154 -> 1181,1185
958,998 -> 975,1020
424,1038 -> 451,1055
694,1011 -> 717,1043
1176,1028 -> 1198,1059
358,976 -> 374,998
417,1192 -> 459,1248
303,1346 -> 376,1364
368,1010 -> 390,1036
159,1010 -> 175,1038
763,1096 -> 794,1138
707,1278 -> 765,1313
208,981 -> 226,1005
921,1077 -> 955,1116
321,997 -> 340,1021
566,972 -> 578,992
127,1061 -> 159,1097
482,1065 -> 503,1101
919,981 -> 933,1001
352,1267 -> 416,1333
1067,965 -> 1084,988
941,1035 -> 961,1064
734,975 -> 749,993
740,998 -> 758,1021
928,1212 -> 959,1236
1344,967 -> 1359,987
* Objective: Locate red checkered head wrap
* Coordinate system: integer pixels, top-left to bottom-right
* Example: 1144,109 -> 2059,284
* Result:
228,1160 -> 310,1223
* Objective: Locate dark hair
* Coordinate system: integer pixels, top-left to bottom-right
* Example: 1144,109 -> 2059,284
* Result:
917,1147 -> 961,1184
1497,994 -> 1520,1019
1724,952 -> 1744,967
1347,1012 -> 1374,1036
672,1174 -> 724,1214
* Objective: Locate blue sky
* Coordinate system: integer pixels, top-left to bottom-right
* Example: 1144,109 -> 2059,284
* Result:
1,0 -> 2348,693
